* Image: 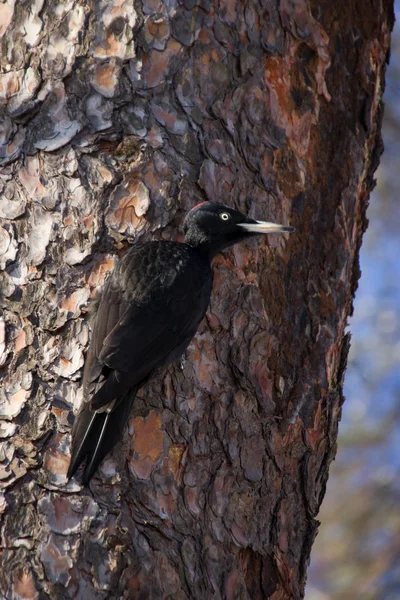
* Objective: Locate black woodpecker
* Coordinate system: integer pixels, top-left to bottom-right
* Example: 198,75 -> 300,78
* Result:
67,202 -> 294,484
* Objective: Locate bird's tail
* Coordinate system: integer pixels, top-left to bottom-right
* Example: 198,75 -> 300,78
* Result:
67,388 -> 137,485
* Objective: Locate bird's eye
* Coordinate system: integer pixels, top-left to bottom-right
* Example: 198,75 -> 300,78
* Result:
220,212 -> 230,221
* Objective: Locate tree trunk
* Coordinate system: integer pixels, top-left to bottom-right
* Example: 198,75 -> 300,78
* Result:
0,1 -> 394,598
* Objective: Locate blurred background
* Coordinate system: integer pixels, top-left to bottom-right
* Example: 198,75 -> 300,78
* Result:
307,3 -> 400,599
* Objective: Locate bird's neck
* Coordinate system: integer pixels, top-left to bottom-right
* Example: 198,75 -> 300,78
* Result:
184,236 -> 223,261
184,230 -> 214,259
184,230 -> 248,260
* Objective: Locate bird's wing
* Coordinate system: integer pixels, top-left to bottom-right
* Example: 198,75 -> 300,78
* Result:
83,242 -> 212,411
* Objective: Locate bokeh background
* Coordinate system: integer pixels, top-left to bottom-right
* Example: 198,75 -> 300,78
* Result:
307,3 -> 400,599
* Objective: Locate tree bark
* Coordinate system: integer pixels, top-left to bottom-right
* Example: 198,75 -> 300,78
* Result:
0,1 -> 394,598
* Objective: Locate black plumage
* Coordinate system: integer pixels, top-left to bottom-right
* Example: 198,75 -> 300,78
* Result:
67,202 -> 293,484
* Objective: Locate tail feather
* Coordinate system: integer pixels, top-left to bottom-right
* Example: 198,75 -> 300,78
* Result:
82,409 -> 113,484
67,388 -> 137,485
67,410 -> 98,479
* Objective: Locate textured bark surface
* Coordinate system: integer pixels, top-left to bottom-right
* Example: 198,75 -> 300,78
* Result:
0,1 -> 394,598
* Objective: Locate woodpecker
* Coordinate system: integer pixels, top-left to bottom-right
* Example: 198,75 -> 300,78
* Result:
67,202 -> 294,484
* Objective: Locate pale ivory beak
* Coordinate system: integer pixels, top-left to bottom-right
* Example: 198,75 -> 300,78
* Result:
237,221 -> 294,233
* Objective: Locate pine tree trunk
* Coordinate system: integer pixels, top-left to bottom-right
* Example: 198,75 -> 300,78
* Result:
0,1 -> 394,598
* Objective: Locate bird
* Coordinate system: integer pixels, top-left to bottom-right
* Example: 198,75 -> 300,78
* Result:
67,202 -> 294,484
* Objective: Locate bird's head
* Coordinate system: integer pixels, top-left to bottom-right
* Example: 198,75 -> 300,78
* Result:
183,202 -> 294,258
